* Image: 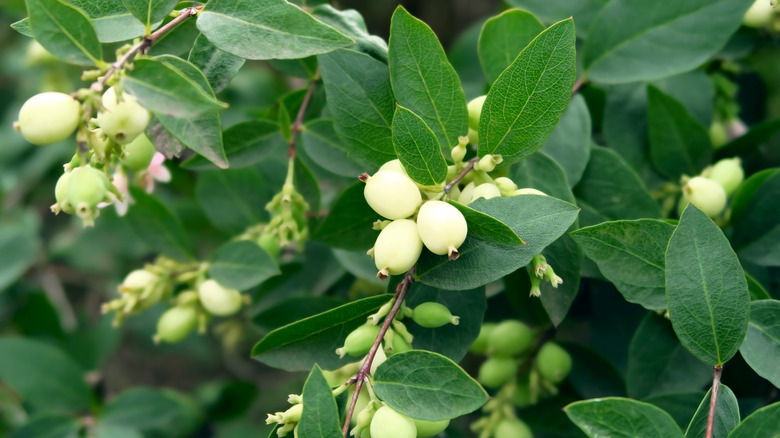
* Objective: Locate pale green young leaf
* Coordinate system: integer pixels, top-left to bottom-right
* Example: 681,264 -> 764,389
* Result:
25,0 -> 102,65
477,9 -> 544,84
392,105 -> 448,186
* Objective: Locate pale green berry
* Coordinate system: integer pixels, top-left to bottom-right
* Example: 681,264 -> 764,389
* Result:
512,188 -> 547,196
707,157 -> 744,196
472,183 -> 501,202
458,181 -> 476,204
494,418 -> 533,438
487,320 -> 534,357
370,406 -> 416,438
478,356 -> 518,388
67,166 -> 108,219
198,279 -> 243,317
416,200 -> 468,259
468,95 -> 486,131
373,219 -> 423,279
411,302 -> 460,328
156,305 -> 198,343
709,121 -> 728,148
53,171 -> 74,214
122,133 -> 156,171
494,177 -> 518,195
680,176 -> 727,218
469,322 -> 495,355
743,0 -> 775,28
378,159 -> 408,175
17,92 -> 81,145
476,154 -> 502,172
536,341 -> 572,384
391,331 -> 413,354
337,323 -> 380,358
414,418 -> 449,437
120,269 -> 158,293
364,170 -> 422,220
97,86 -> 150,144
468,127 -> 478,145
257,233 -> 281,260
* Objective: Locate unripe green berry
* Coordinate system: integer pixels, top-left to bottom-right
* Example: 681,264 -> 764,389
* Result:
17,92 -> 81,145
97,86 -> 150,144
53,171 -> 74,214
411,302 -> 460,328
477,356 -> 518,388
709,121 -> 728,148
391,332 -> 413,354
494,177 -> 518,195
512,188 -> 547,196
337,323 -> 381,358
536,341 -> 572,384
468,95 -> 486,131
476,154 -> 502,172
494,418 -> 533,438
458,182 -> 476,204
469,322 -> 495,355
370,406 -> 416,438
707,157 -> 744,196
122,133 -> 156,171
743,0 -> 775,28
67,166 -> 108,214
378,159 -> 408,175
680,176 -> 727,218
416,200 -> 468,259
472,183 -> 501,202
198,279 -> 243,317
373,219 -> 423,279
468,127 -> 478,145
120,269 -> 158,292
487,320 -> 534,357
364,170 -> 422,220
155,305 -> 198,343
257,233 -> 281,260
414,418 -> 449,437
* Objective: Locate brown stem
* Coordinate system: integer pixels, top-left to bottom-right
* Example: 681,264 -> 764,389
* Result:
444,157 -> 478,194
572,78 -> 585,95
705,365 -> 723,438
341,268 -> 416,437
94,6 -> 203,90
288,71 -> 320,158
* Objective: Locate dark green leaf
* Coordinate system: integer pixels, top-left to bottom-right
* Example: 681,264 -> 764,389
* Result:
252,295 -> 390,371
727,401 -> 780,438
195,167 -> 272,234
746,272 -> 771,301
0,338 -> 92,414
318,49 -> 396,171
188,34 -> 246,93
197,0 -> 352,60
647,85 -> 712,180
506,0 -> 608,38
208,240 -> 280,291
125,187 -> 194,261
94,424 -> 142,438
0,212 -> 41,293
373,350 -> 488,421
156,113 -> 226,168
583,0 -> 753,83
509,151 -> 576,203
404,284 -> 487,362
666,204 -> 750,366
301,119 -> 364,178
392,106 -> 448,186
478,18 -> 576,165
122,57 -> 227,118
122,0 -> 177,29
185,120 -> 284,170
571,219 -> 675,310
8,415 -> 81,438
565,343 -> 626,399
539,233 -> 582,326
25,0 -> 102,65
715,118 -> 780,160
298,366 -> 342,438
313,182 -> 379,252
644,392 -> 706,430
252,295 -> 343,333
11,18 -> 32,37
627,313 -> 711,399
565,397 -> 684,438
685,385 -> 739,438
477,9 -> 544,84
389,6 -> 468,153
100,388 -> 182,432
69,0 -> 149,43
731,171 -> 780,267
449,200 -> 524,246
739,300 -> 780,388
542,94 -> 592,187
311,5 -> 388,61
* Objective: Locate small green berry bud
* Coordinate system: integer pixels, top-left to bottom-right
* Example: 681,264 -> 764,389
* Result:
52,171 -> 74,214
512,187 -> 548,196
122,133 -> 155,171
475,154 -> 502,172
487,320 -> 534,357
97,86 -> 150,144
336,323 -> 381,358
477,356 -> 518,388
536,341 -> 572,384
494,418 -> 533,438
451,144 -> 467,163
494,177 -> 518,195
458,181 -> 476,204
471,183 -> 501,202
155,305 -> 198,344
370,406 -> 416,438
411,302 -> 460,328
119,269 -> 158,293
469,322 -> 495,355
198,279 -> 243,317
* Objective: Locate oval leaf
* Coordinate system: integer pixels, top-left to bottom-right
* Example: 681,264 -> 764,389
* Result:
541,93 -> 592,187
478,9 -> 544,85
373,350 -> 488,421
392,106 -> 448,186
208,240 -> 280,291
731,170 -> 780,267
565,397 -> 684,438
25,0 -> 102,65
188,34 -> 246,94
665,204 -> 750,366
727,401 -> 780,438
122,0 -> 177,29
298,366 -> 342,438
739,299 -> 780,388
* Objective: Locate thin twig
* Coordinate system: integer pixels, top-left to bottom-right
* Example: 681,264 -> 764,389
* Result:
288,71 -> 320,158
341,268 -> 416,437
572,78 -> 585,95
706,365 -> 723,438
444,157 -> 478,194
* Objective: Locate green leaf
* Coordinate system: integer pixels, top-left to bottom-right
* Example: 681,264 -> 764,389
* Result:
644,392 -> 707,430
582,0 -> 753,84
746,272 -> 771,301
298,366 -> 342,438
195,167 -> 272,234
69,0 -> 150,43
373,350 -> 488,421
252,295 -> 389,371
25,0 -> 102,65
564,343 -> 626,399
727,401 -> 780,438
665,204 -> 750,366
94,424 -> 143,438
539,234 -> 582,326
477,9 -> 544,84
739,300 -> 780,388
8,415 -> 81,438
647,85 -> 712,180
121,0 -> 177,30
506,0 -> 608,38
392,106 -> 448,185
509,151 -> 576,203
10,18 -> 32,37
125,187 -> 194,261
318,49 -> 396,171
156,112 -> 226,168
0,212 -> 41,293
0,338 -> 92,414
300,119 -> 364,178
188,34 -> 246,94
565,397 -> 684,438
541,94 -> 592,187
478,18 -> 576,165
100,388 -> 183,432
311,5 -> 388,61
626,313 -> 711,399
404,284 -> 487,362
252,296 -> 344,333
389,6 -> 468,153
449,200 -> 524,246
574,146 -> 661,226
313,182 -> 379,252
197,0 -> 353,60
122,57 -> 227,118
731,170 -> 780,267
208,240 -> 280,291
571,219 -> 675,310
184,120 -> 284,170
685,385 -> 739,438
417,195 -> 579,290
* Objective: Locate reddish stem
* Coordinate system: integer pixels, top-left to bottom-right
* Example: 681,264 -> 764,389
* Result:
444,157 -> 478,194
288,72 -> 320,158
705,365 -> 723,438
572,78 -> 585,94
